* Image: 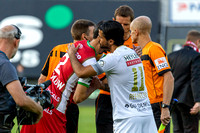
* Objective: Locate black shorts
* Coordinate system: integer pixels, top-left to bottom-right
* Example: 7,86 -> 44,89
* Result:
95,94 -> 113,133
66,103 -> 79,133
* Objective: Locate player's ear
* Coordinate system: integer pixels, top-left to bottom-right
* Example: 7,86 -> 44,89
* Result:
81,33 -> 88,40
108,39 -> 114,45
135,29 -> 139,36
112,17 -> 115,21
14,38 -> 20,48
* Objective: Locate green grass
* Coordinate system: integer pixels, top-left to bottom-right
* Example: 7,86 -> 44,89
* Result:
78,106 -> 96,133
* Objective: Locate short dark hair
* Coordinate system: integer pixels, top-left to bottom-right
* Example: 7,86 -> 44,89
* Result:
71,19 -> 95,40
99,20 -> 124,46
93,21 -> 105,39
114,5 -> 134,22
186,30 -> 200,42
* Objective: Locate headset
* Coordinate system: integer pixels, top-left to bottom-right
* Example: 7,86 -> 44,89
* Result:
12,25 -> 22,39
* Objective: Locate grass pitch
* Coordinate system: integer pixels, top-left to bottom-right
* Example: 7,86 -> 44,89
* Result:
11,105 -> 200,133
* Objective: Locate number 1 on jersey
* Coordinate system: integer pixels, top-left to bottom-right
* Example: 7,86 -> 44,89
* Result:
132,66 -> 144,92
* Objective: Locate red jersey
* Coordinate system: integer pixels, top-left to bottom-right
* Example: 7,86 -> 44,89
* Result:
48,40 -> 96,113
21,40 -> 96,133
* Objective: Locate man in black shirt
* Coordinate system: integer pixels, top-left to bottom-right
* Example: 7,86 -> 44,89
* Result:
168,30 -> 200,133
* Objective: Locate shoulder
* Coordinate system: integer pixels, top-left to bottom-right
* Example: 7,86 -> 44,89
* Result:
146,42 -> 166,56
0,54 -> 9,66
52,43 -> 70,52
149,42 -> 164,51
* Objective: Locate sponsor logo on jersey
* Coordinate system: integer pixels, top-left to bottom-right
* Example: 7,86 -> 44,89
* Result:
51,75 -> 65,90
98,60 -> 105,67
154,57 -> 168,70
124,101 -> 151,112
124,54 -> 141,66
47,88 -> 60,102
129,92 -> 148,100
44,108 -> 53,115
75,52 -> 81,60
78,43 -> 83,49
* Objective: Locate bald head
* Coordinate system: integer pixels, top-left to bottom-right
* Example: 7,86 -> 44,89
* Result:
0,25 -> 21,59
131,16 -> 152,35
0,25 -> 20,40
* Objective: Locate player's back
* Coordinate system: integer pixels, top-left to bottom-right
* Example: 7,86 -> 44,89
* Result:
100,45 -> 152,120
48,40 -> 96,114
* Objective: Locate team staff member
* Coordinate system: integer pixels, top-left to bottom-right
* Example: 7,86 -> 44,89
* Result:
68,20 -> 157,133
95,5 -> 138,133
0,25 -> 43,132
130,16 -> 174,133
37,19 -> 95,133
168,30 -> 200,133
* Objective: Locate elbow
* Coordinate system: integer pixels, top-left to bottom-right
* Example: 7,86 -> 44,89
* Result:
73,97 -> 82,104
73,94 -> 85,104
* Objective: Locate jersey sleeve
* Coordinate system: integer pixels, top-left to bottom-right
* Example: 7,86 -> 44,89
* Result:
77,57 -> 96,87
149,45 -> 171,76
0,62 -> 18,86
92,54 -> 116,75
41,48 -> 54,76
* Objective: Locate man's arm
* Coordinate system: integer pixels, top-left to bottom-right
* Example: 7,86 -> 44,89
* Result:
68,44 -> 97,78
6,80 -> 43,123
38,74 -> 47,84
161,71 -> 174,126
73,76 -> 102,103
190,55 -> 200,114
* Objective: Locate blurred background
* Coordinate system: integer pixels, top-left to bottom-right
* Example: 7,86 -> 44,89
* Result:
1,0 -> 200,132
1,0 -> 200,80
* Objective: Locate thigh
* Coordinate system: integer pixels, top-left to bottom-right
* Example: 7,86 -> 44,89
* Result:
96,124 -> 113,133
95,94 -> 113,125
114,115 -> 157,133
172,105 -> 184,133
151,102 -> 170,133
151,102 -> 161,129
66,103 -> 79,133
177,104 -> 199,133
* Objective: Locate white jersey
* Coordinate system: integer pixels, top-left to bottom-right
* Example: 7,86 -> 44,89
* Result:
92,45 -> 153,121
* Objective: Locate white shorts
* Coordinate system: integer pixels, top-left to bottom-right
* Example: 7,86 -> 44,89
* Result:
113,115 -> 157,133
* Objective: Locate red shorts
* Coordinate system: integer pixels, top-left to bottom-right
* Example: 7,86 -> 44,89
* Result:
20,108 -> 67,133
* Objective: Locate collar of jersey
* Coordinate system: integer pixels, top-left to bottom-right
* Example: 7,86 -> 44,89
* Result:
0,50 -> 9,60
87,40 -> 97,56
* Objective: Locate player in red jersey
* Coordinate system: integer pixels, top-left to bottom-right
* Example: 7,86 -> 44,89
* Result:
38,19 -> 95,133
20,21 -> 103,133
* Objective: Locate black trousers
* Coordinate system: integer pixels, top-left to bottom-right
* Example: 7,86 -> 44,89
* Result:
151,102 -> 170,133
0,129 -> 11,133
66,103 -> 79,133
95,94 -> 113,133
172,103 -> 199,133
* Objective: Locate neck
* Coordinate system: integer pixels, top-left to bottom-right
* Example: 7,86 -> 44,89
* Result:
73,40 -> 79,43
0,41 -> 11,59
124,32 -> 130,41
138,34 -> 151,49
90,39 -> 98,50
110,45 -> 118,53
